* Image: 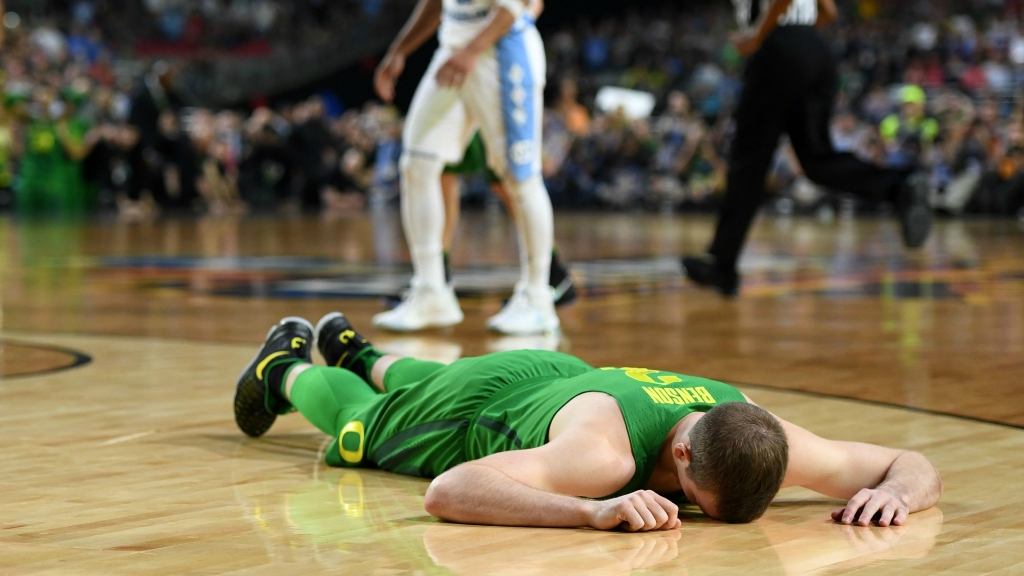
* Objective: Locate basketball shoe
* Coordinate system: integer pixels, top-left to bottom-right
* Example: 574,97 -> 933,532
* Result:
372,279 -> 464,332
488,284 -> 560,335
234,317 -> 314,437
314,312 -> 384,385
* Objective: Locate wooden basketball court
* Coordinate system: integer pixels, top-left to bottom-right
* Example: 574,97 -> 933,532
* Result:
1,212 -> 1022,574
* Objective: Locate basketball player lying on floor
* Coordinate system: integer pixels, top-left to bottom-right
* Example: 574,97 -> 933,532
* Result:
234,315 -> 943,531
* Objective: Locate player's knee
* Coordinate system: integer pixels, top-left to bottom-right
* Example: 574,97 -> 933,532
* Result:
400,152 -> 444,193
504,174 -> 547,203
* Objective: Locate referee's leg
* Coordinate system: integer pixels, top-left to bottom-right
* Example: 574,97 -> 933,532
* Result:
705,69 -> 787,276
785,57 -> 907,202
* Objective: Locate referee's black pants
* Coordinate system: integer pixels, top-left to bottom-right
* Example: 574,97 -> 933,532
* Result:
708,26 -> 910,272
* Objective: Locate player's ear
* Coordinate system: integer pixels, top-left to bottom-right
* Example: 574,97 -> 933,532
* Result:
673,441 -> 693,464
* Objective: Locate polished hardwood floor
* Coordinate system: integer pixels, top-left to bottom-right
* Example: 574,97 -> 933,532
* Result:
1,211 -> 1022,574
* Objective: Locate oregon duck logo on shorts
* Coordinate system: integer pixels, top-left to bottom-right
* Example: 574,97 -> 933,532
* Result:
339,421 -> 365,464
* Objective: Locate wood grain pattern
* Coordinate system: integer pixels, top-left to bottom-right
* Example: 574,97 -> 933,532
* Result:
0,212 -> 1022,574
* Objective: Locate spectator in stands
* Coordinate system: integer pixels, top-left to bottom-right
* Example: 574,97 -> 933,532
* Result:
880,85 -> 939,169
126,61 -> 198,212
15,86 -> 93,214
554,78 -> 590,137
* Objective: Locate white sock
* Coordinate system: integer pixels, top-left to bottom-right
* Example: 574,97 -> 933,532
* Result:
505,175 -> 553,291
400,153 -> 447,289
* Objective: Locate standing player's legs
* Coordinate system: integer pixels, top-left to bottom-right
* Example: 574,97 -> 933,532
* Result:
373,47 -> 475,332
442,134 -> 577,307
684,47 -> 788,296
462,25 -> 559,334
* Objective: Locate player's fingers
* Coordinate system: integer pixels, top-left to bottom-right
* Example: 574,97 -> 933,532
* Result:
640,492 -> 669,529
877,501 -> 898,527
892,507 -> 910,527
374,75 -> 393,102
841,490 -> 872,524
435,66 -> 449,87
631,496 -> 657,531
650,491 -> 681,520
618,505 -> 645,532
855,494 -> 886,527
831,507 -> 847,522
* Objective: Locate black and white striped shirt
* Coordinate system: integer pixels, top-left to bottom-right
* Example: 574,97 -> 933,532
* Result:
732,0 -> 818,29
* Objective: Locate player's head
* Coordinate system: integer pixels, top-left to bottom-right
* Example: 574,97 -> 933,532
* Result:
673,403 -> 788,524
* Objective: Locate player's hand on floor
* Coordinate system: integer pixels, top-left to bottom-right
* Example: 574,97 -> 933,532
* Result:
436,49 -> 478,89
375,52 -> 406,103
832,488 -> 909,527
588,490 -> 682,532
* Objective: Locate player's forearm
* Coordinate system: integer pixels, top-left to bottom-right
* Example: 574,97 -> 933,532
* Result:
875,451 -> 943,512
424,463 -> 593,528
753,0 -> 797,43
463,3 -> 522,55
816,0 -> 837,27
387,0 -> 442,58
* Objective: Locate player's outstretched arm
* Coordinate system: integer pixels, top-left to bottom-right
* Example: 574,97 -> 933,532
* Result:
778,418 -> 943,527
374,0 -> 442,102
424,430 -> 681,531
816,0 -> 838,28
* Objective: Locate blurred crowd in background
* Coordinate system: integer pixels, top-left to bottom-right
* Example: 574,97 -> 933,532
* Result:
3,0 -> 1024,219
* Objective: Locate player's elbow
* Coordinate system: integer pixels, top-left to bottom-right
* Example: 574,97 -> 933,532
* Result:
423,475 -> 456,518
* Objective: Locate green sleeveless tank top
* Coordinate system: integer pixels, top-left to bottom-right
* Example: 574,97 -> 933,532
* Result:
467,366 -> 748,499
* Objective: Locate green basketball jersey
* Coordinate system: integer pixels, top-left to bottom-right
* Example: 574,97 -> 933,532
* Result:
328,350 -> 747,500
468,362 -> 749,498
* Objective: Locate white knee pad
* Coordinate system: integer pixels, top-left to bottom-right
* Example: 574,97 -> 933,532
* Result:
400,152 -> 446,194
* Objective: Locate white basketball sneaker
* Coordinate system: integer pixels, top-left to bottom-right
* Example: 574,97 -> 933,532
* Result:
487,285 -> 560,336
372,281 -> 464,332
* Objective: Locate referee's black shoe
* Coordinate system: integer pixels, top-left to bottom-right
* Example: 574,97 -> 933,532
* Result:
898,172 -> 933,249
682,255 -> 739,297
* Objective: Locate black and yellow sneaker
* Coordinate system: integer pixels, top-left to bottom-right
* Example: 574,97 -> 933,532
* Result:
234,317 -> 314,438
314,312 -> 383,383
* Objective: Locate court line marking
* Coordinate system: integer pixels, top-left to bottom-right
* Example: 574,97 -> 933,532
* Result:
732,380 -> 1024,431
101,430 -> 157,446
0,338 -> 93,379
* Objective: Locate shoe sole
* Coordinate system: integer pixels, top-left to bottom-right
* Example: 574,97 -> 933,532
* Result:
489,323 -> 561,336
682,258 -> 739,297
488,313 -> 561,336
372,312 -> 464,332
313,311 -> 346,354
234,316 -> 314,438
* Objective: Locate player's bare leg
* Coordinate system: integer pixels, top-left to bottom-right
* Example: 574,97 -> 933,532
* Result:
440,172 -> 460,282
